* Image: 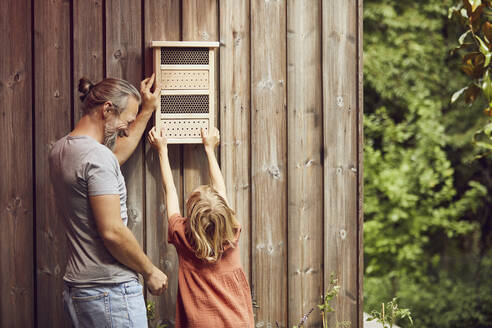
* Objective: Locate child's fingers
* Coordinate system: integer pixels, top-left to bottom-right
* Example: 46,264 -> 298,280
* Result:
201,128 -> 206,138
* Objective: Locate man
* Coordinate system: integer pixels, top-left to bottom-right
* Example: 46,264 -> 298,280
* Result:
49,74 -> 166,327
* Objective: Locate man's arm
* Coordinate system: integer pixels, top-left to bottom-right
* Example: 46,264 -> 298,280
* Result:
147,127 -> 181,219
89,194 -> 168,295
113,74 -> 161,165
202,128 -> 228,205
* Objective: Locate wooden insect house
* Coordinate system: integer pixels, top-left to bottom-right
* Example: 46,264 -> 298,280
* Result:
151,41 -> 219,143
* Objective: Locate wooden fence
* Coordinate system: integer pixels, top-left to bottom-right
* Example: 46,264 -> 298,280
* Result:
0,0 -> 363,327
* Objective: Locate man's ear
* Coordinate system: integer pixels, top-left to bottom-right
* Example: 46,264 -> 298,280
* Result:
102,101 -> 113,119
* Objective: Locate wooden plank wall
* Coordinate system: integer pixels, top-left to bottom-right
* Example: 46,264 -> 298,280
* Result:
0,0 -> 33,327
0,1 -> 363,327
34,0 -> 71,326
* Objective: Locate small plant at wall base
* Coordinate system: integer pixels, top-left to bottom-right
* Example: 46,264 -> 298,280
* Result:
367,298 -> 413,328
146,300 -> 168,328
291,272 -> 351,328
449,0 -> 492,155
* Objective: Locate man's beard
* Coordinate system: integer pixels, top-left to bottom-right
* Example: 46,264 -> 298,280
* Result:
103,123 -> 118,151
103,123 -> 129,151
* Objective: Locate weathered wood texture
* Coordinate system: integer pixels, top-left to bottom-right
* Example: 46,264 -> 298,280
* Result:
357,1 -> 365,328
1,1 -> 363,327
34,0 -> 72,326
218,0 -> 252,280
73,0 -> 104,122
287,0 -> 324,325
251,0 -> 288,326
144,1 -> 182,326
322,0 -> 361,327
0,0 -> 34,327
106,0 -> 144,247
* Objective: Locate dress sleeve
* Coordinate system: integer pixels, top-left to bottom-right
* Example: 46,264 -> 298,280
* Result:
168,213 -> 184,246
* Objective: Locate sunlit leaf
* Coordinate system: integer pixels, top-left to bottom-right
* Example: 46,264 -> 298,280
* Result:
459,30 -> 472,45
451,86 -> 469,103
482,70 -> 492,101
474,35 -> 492,66
449,5 -> 463,18
470,0 -> 482,11
463,0 -> 473,16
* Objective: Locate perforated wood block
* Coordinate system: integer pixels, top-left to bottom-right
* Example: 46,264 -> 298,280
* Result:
161,119 -> 209,143
161,70 -> 209,90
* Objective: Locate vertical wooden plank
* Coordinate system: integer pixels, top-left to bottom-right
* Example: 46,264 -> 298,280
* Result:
106,0 -> 144,247
73,0 -> 104,122
0,1 -> 33,326
322,0 -> 359,326
218,0 -> 252,280
251,0 -> 287,325
144,1 -> 181,326
287,0 -> 324,326
33,0 -> 72,326
182,0 -> 219,200
357,1 -> 364,327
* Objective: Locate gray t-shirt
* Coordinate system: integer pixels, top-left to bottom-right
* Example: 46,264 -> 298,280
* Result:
49,135 -> 137,287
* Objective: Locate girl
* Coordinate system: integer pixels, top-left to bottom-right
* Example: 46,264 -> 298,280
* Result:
148,126 -> 254,328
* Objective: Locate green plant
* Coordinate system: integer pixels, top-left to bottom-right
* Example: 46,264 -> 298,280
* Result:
367,298 -> 413,328
292,273 -> 350,328
146,300 -> 168,328
449,0 -> 492,154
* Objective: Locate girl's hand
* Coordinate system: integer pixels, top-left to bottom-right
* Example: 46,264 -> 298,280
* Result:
147,127 -> 168,152
201,127 -> 220,151
140,73 -> 161,114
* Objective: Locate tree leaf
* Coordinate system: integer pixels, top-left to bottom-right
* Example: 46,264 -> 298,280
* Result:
471,4 -> 486,22
452,86 -> 469,103
482,70 -> 492,101
483,121 -> 492,135
483,22 -> 492,44
459,30 -> 472,45
463,0 -> 473,16
450,43 -> 474,55
475,35 -> 492,66
470,0 -> 482,12
465,84 -> 482,103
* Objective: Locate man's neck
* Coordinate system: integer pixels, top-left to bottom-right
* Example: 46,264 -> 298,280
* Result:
70,113 -> 104,144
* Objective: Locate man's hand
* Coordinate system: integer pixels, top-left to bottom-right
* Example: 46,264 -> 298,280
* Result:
147,126 -> 168,153
140,73 -> 161,114
201,127 -> 220,151
144,265 -> 168,296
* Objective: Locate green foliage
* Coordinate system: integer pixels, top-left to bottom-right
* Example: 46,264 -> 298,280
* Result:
449,0 -> 492,154
292,273 -> 350,328
146,300 -> 167,328
364,0 -> 492,327
367,298 -> 413,328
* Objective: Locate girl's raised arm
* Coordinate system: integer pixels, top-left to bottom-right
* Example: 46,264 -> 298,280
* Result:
148,127 -> 181,219
201,128 -> 229,206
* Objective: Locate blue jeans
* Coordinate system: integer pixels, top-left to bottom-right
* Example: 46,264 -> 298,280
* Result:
63,279 -> 148,328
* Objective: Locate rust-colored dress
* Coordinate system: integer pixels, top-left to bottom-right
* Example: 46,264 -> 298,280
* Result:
168,214 -> 255,328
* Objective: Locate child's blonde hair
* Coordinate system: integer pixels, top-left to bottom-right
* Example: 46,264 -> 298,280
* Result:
185,185 -> 239,263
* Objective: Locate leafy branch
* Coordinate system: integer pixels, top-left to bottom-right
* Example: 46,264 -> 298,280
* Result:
450,0 -> 492,154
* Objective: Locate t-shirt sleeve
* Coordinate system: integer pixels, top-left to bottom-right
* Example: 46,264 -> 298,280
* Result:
168,213 -> 184,246
85,151 -> 120,196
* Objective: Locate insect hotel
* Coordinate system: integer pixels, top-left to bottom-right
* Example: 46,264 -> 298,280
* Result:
152,41 -> 219,143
